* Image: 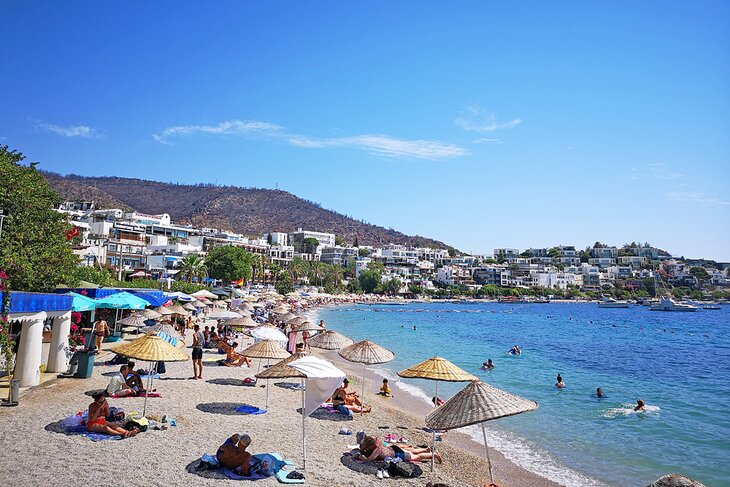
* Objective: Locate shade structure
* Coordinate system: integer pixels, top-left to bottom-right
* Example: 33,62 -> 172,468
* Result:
287,316 -> 307,326
278,312 -> 298,322
191,300 -> 207,309
167,291 -> 194,302
241,339 -> 291,409
140,308 -> 163,320
154,305 -> 174,316
117,312 -> 153,328
66,292 -> 97,312
111,332 -> 189,416
227,316 -> 259,328
166,304 -> 189,315
338,340 -> 394,416
307,330 -> 353,350
425,380 -> 538,484
398,357 -> 477,472
251,326 -> 289,347
291,321 -> 324,333
208,310 -> 242,320
147,322 -> 183,340
288,356 -> 347,470
182,302 -> 197,312
255,352 -> 308,379
95,292 -> 149,309
272,305 -> 290,315
191,289 -> 218,299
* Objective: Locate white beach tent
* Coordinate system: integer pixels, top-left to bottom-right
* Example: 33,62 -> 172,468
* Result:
288,356 -> 346,469
251,326 -> 288,349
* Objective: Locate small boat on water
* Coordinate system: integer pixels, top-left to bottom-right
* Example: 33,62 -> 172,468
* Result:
703,305 -> 721,310
649,296 -> 698,312
598,297 -> 630,308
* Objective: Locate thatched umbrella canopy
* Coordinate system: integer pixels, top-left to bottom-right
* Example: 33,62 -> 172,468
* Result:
241,339 -> 291,409
227,316 -> 259,328
307,330 -> 353,350
111,332 -> 189,415
117,312 -> 152,328
255,352 -> 309,379
191,300 -> 206,309
398,357 -> 477,471
279,312 -> 299,322
287,316 -> 307,326
338,340 -> 394,413
182,302 -> 197,312
291,321 -> 324,333
154,305 -> 174,316
166,304 -> 189,315
140,308 -> 162,320
426,380 -> 538,484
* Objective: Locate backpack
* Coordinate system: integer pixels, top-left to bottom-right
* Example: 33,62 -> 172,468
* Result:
388,461 -> 422,478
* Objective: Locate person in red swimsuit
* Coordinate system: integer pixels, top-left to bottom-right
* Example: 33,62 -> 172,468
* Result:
87,393 -> 139,438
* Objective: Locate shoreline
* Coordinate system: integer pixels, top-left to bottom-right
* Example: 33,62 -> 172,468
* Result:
307,304 -> 565,487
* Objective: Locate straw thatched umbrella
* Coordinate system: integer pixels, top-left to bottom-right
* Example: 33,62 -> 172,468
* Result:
166,304 -> 189,315
191,300 -> 206,309
241,339 -> 291,409
338,340 -> 394,413
307,330 -> 353,350
117,312 -> 151,327
278,312 -> 298,323
182,302 -> 197,312
398,357 -> 477,471
141,308 -> 163,320
426,380 -> 538,485
227,316 -> 259,328
292,321 -> 324,332
111,332 -> 188,416
287,316 -> 307,326
154,305 -> 174,316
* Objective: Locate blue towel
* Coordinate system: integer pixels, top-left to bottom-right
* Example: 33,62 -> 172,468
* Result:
59,414 -> 122,441
139,374 -> 161,380
234,404 -> 267,415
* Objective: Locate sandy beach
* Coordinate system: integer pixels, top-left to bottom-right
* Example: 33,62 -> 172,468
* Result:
0,324 -> 560,487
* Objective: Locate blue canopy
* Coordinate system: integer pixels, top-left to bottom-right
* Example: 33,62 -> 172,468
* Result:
66,292 -> 97,312
95,291 -> 149,310
2,292 -> 73,314
132,291 -> 168,307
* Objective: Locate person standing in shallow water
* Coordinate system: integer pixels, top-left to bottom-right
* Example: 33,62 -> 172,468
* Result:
596,387 -> 603,398
555,374 -> 566,388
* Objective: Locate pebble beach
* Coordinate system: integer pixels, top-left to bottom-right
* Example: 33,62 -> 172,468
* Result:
0,327 -> 556,487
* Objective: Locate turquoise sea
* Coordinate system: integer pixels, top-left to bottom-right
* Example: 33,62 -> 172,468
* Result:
316,302 -> 730,487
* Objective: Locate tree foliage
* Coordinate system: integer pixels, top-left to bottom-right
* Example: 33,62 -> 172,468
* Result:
0,146 -> 79,291
358,269 -> 381,293
205,245 -> 253,283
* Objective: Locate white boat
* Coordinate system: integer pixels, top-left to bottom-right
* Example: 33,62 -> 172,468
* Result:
598,297 -> 630,308
649,296 -> 698,312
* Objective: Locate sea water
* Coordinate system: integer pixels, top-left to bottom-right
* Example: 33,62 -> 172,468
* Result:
316,302 -> 730,487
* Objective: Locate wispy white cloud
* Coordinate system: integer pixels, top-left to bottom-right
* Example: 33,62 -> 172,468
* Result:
664,191 -> 730,207
471,138 -> 502,144
153,119 -> 467,160
33,119 -> 101,138
628,162 -> 686,181
454,106 -> 521,133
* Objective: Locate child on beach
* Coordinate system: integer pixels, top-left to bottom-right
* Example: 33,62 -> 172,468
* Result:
378,379 -> 391,397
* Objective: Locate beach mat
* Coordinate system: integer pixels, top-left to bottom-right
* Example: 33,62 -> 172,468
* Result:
110,391 -> 162,398
196,402 -> 267,416
186,453 -> 293,481
45,413 -> 122,441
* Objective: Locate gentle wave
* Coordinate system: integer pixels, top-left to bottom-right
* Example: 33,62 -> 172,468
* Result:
603,403 -> 661,418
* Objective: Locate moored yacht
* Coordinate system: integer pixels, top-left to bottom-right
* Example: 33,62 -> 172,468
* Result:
649,296 -> 698,312
598,297 -> 630,308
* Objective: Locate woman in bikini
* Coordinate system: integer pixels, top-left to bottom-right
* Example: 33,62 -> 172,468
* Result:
357,436 -> 441,463
332,379 -> 371,413
86,393 -> 138,438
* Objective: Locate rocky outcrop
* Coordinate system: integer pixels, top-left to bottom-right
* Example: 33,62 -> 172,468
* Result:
644,474 -> 708,487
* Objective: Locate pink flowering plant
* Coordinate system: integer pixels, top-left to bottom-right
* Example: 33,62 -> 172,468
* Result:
68,312 -> 86,351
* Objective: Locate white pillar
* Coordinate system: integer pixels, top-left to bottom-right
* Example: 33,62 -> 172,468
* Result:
13,312 -> 47,387
46,312 -> 71,373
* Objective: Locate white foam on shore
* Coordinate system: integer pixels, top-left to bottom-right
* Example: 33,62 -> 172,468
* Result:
603,403 -> 660,418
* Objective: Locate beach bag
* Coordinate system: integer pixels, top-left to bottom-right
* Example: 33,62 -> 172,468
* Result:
106,406 -> 125,421
388,461 -> 422,478
155,361 -> 166,374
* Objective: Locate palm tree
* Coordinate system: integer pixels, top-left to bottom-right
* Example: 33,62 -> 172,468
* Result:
323,265 -> 344,290
177,254 -> 207,283
289,257 -> 310,284
250,254 -> 265,284
308,261 -> 324,288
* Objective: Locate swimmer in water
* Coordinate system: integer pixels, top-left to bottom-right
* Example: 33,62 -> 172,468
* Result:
634,399 -> 646,411
596,387 -> 603,398
482,359 -> 494,370
413,325 -> 417,331
556,374 -> 566,388
509,345 -> 521,355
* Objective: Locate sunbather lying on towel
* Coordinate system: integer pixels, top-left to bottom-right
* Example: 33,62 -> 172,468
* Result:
216,433 -> 252,475
356,435 -> 441,463
331,378 -> 371,414
223,342 -> 252,367
107,365 -> 137,397
87,392 -> 139,438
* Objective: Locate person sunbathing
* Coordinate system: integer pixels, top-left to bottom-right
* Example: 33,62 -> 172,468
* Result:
87,392 -> 138,438
225,342 -> 252,367
216,433 -> 252,475
356,436 -> 441,463
125,361 -> 147,394
107,365 -> 137,397
331,378 -> 371,414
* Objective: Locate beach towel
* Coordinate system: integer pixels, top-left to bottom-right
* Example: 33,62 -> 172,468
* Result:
110,391 -> 162,398
234,404 -> 267,415
195,453 -> 292,481
58,413 -> 122,441
139,374 -> 161,380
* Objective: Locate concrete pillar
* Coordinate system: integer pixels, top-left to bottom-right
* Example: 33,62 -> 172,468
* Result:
13,312 -> 47,387
46,312 -> 71,373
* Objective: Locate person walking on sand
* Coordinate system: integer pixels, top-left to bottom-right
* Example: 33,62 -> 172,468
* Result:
192,324 -> 204,380
93,317 -> 109,351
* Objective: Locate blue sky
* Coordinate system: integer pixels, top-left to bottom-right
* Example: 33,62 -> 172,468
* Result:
2,1 -> 729,260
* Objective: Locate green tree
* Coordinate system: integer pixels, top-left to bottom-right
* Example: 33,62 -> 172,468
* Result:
322,264 -> 344,290
0,147 -> 79,291
250,254 -> 264,283
548,247 -> 561,259
308,260 -> 324,287
382,277 -> 401,295
302,237 -> 320,254
689,267 -> 710,280
367,261 -> 385,274
177,254 -> 208,282
288,256 -> 310,284
358,248 -> 370,257
70,265 -> 114,287
408,284 -> 424,295
334,235 -> 345,246
358,269 -> 381,293
206,245 -> 253,283
275,272 -> 294,295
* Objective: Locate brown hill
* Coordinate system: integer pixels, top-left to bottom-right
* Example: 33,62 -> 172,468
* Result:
43,173 -> 455,250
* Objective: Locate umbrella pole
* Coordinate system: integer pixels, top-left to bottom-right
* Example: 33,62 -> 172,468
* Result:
361,363 -> 366,416
431,381 -> 439,472
301,378 -> 307,470
265,357 -> 270,410
481,421 -> 494,485
143,360 -> 153,417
